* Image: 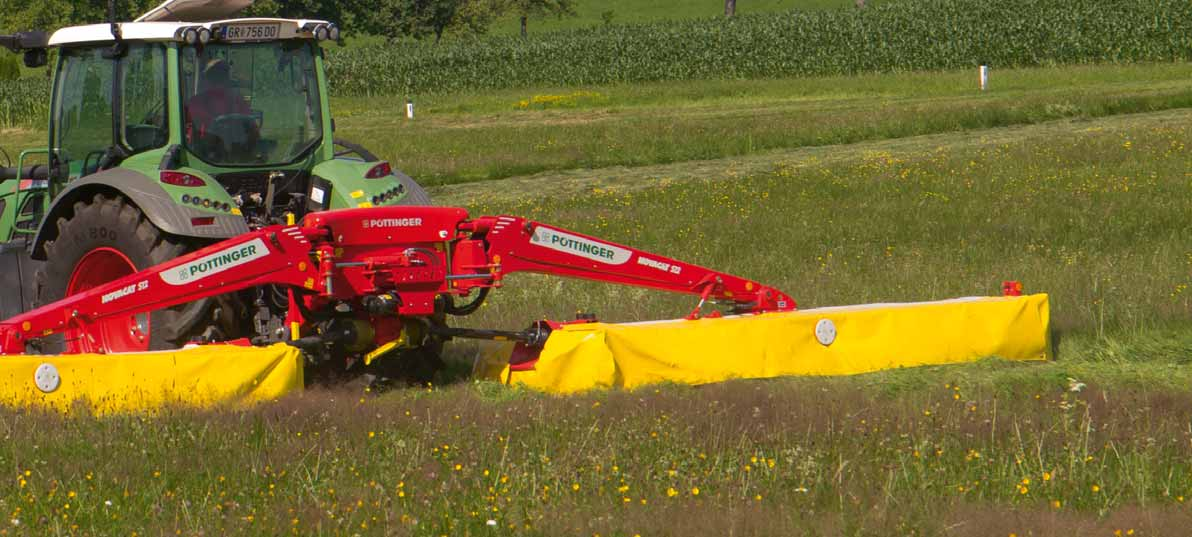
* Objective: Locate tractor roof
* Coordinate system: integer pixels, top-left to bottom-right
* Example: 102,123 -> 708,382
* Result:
48,18 -> 331,47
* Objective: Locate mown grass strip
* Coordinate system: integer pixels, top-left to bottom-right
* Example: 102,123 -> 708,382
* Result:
336,63 -> 1192,185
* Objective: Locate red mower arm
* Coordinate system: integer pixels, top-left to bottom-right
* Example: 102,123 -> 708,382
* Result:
461,216 -> 795,317
0,226 -> 320,354
0,207 -> 795,355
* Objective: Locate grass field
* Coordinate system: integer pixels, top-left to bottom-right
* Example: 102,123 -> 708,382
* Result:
6,371 -> 1192,536
334,62 -> 1192,186
1,62 -> 1192,535
438,107 -> 1192,334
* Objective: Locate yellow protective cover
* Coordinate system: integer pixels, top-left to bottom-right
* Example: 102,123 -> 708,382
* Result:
0,343 -> 303,414
485,294 -> 1051,393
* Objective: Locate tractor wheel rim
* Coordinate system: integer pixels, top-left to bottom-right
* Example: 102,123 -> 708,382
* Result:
64,247 -> 150,353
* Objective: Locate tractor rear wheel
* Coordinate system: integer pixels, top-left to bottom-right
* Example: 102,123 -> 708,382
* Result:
34,193 -> 213,353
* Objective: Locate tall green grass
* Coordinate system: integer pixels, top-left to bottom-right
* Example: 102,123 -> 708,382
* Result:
4,366 -> 1192,535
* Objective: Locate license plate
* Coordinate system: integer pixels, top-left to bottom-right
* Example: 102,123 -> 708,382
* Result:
221,23 -> 281,42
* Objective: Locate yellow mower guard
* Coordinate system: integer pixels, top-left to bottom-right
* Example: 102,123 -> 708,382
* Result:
482,294 -> 1051,393
0,343 -> 303,415
0,295 -> 1050,411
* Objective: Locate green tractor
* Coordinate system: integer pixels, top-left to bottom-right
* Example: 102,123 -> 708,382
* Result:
0,3 -> 432,362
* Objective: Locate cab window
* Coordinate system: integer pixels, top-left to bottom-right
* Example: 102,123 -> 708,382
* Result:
53,47 -> 114,177
52,43 -> 168,178
181,42 -> 323,166
121,44 -> 168,153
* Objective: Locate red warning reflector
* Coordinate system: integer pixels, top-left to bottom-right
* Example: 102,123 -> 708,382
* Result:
191,217 -> 216,226
1002,280 -> 1024,296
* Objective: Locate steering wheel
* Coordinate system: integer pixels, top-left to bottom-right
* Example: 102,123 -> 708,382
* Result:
207,113 -> 261,162
139,99 -> 165,126
212,113 -> 259,130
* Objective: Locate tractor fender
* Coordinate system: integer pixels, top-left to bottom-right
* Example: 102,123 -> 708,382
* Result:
31,168 -> 248,260
308,158 -> 432,212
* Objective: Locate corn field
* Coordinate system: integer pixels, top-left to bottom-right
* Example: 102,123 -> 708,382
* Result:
327,0 -> 1192,96
0,77 -> 46,128
3,0 -> 1192,127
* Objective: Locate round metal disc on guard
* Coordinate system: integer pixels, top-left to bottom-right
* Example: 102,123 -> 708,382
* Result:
34,363 -> 61,393
814,319 -> 837,346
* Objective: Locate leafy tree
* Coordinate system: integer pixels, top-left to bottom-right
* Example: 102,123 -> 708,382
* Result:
503,0 -> 575,38
451,0 -> 504,37
363,0 -> 503,43
244,0 -> 363,30
397,0 -> 469,43
1,0 -> 169,32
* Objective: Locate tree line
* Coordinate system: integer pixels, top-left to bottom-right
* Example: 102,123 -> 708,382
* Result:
0,0 -> 579,43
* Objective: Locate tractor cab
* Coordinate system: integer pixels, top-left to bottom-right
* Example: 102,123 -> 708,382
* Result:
45,17 -> 342,212
0,1 -> 430,353
57,21 -> 331,175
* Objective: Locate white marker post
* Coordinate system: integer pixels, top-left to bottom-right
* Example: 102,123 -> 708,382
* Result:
406,99 -> 415,119
979,65 -> 989,91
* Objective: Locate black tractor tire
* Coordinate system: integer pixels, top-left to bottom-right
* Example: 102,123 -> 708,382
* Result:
34,193 -> 214,353
393,170 -> 433,206
334,138 -> 433,206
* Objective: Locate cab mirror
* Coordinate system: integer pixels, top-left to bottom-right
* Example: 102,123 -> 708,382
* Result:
17,31 -> 47,50
23,48 -> 46,68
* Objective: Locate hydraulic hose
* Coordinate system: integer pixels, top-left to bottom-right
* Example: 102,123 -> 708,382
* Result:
444,287 -> 489,317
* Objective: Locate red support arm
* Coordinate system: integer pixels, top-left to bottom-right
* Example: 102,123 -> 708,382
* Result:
0,226 -> 320,354
462,216 -> 795,317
